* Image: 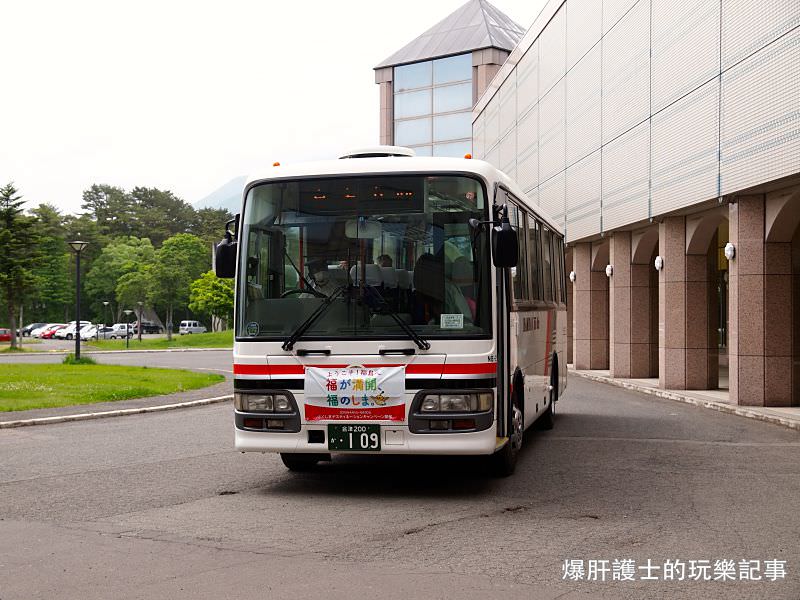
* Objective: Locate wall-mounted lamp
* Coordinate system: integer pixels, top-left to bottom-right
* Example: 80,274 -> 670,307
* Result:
605,264 -> 613,277
724,242 -> 735,261
569,271 -> 576,283
654,255 -> 664,271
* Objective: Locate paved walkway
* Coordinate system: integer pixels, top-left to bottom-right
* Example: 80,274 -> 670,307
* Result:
570,366 -> 800,432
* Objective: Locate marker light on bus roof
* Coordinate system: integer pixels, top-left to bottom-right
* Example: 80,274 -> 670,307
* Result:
273,162 -> 280,167
464,153 -> 472,159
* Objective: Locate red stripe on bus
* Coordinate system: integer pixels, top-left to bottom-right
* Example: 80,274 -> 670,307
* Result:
305,404 -> 405,422
233,362 -> 498,376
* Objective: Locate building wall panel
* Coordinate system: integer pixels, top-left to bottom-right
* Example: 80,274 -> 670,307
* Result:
539,4 -> 567,97
721,28 -> 800,195
516,104 -> 539,191
602,0 -> 650,143
484,103 -> 501,154
566,44 -> 602,166
602,120 -> 650,230
651,0 -> 720,113
567,0 -> 602,69
540,171 -> 567,232
566,149 -> 602,240
652,78 -> 719,214
539,79 -> 566,182
603,0 -> 638,34
722,0 -> 800,70
516,40 -> 539,119
499,129 -> 518,174
472,112 -> 485,159
499,71 -> 517,138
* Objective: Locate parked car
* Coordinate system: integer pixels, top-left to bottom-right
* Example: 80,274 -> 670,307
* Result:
179,320 -> 207,335
93,326 -> 115,339
19,322 -> 47,337
131,320 -> 164,334
110,324 -> 134,339
31,323 -> 60,338
79,325 -> 97,341
54,321 -> 92,340
0,328 -> 11,342
40,324 -> 67,339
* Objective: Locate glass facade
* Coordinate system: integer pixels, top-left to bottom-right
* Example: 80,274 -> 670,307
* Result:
394,53 -> 473,157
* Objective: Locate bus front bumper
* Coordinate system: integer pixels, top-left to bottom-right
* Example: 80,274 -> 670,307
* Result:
234,423 -> 500,456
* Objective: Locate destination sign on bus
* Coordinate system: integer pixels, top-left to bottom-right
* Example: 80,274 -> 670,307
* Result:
303,366 -> 405,421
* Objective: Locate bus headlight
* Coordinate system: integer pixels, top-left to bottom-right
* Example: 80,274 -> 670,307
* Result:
419,392 -> 492,412
235,392 -> 295,413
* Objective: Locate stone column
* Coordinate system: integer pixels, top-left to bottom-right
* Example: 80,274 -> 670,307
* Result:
610,232 -> 656,378
729,195 -> 793,406
375,67 -> 393,145
573,242 -> 609,370
566,248 -> 574,364
659,217 -> 718,389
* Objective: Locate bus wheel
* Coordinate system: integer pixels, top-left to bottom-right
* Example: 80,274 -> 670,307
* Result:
491,393 -> 523,477
537,360 -> 558,431
280,453 -> 324,472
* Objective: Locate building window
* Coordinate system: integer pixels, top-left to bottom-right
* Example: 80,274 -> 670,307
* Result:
393,54 -> 473,158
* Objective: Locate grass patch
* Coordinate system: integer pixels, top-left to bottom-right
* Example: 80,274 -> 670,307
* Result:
1,346 -> 34,353
62,353 -> 97,365
0,364 -> 225,412
88,329 -> 233,351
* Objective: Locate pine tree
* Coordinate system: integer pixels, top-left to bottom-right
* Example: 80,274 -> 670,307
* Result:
0,183 -> 40,349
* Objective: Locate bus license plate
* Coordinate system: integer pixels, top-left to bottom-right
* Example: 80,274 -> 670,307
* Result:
327,424 -> 381,451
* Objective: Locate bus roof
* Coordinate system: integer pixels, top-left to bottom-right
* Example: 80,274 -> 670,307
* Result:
244,155 -> 562,235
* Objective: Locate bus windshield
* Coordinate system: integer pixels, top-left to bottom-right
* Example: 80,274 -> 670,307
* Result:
236,173 -> 491,342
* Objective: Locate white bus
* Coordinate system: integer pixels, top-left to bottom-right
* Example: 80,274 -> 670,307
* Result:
215,147 -> 567,475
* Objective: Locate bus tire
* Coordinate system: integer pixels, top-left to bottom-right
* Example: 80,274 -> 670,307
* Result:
491,382 -> 524,477
280,453 -> 323,471
537,357 -> 557,431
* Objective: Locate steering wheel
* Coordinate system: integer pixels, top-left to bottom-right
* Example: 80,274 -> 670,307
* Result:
280,288 -> 326,298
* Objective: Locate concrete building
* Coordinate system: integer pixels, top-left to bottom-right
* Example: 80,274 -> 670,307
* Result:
471,0 -> 800,406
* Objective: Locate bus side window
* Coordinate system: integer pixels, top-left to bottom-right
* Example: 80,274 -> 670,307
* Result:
528,218 -> 542,301
541,226 -> 553,303
507,203 -> 529,303
557,236 -> 566,304
551,232 -> 561,305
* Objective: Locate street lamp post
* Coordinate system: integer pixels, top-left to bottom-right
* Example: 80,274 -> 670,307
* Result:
137,301 -> 143,343
68,240 -> 89,360
102,301 -> 109,340
123,309 -> 133,350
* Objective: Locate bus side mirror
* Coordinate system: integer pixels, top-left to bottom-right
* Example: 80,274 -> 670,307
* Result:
492,221 -> 518,268
215,237 -> 237,278
215,215 -> 239,278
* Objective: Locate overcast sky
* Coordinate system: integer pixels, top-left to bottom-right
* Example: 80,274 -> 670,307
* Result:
2,0 -> 547,214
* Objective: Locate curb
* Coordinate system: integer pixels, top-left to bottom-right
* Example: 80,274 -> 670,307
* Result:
2,348 -> 231,355
571,371 -> 800,432
0,394 -> 232,429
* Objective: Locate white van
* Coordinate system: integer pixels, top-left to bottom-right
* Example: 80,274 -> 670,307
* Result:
179,320 -> 207,335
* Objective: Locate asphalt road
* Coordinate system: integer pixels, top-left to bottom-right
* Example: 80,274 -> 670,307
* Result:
1,375 -> 798,599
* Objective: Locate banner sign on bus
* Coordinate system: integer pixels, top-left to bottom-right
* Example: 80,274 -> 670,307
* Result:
303,366 -> 405,421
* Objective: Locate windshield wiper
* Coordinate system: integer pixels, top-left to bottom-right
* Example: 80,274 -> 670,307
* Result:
282,285 -> 346,351
363,286 -> 430,351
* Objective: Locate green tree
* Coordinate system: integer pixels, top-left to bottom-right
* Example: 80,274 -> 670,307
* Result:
27,204 -> 71,323
0,183 -> 41,348
85,237 -> 155,321
189,271 -> 234,330
81,184 -> 134,237
148,233 -> 209,340
193,207 -> 233,248
130,187 -> 198,246
116,268 -> 151,319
